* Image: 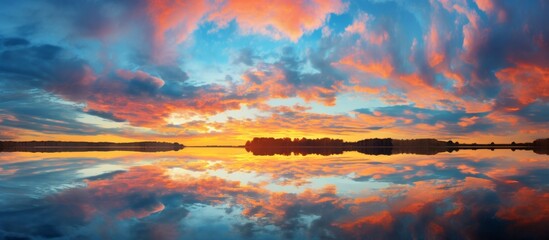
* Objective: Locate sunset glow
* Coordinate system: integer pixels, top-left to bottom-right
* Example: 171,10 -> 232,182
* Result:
1,149 -> 547,239
1,0 -> 547,144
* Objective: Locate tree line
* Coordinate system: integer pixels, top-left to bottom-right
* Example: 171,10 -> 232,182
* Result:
245,137 -> 450,148
244,137 -> 549,156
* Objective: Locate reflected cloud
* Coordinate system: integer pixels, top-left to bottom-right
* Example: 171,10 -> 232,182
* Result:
0,149 -> 547,239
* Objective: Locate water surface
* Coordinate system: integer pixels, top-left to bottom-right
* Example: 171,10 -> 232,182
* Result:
0,149 -> 547,239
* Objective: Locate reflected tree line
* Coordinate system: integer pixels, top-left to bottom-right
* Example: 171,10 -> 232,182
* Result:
245,137 -> 549,156
1,138 -> 547,155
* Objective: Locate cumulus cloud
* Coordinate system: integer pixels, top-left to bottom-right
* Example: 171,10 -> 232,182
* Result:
0,38 -> 243,127
236,45 -> 347,106
208,0 -> 347,41
0,0 -> 547,141
355,105 -> 496,134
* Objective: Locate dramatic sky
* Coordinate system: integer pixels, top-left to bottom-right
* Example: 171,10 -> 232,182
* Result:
0,0 -> 547,145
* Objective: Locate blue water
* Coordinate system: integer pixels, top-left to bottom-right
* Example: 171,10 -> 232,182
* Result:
0,148 -> 547,239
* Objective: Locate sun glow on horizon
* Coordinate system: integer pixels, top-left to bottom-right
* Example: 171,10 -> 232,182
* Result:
0,0 -> 547,145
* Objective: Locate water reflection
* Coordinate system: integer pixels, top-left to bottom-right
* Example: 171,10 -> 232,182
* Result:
245,146 -> 546,156
0,149 -> 547,239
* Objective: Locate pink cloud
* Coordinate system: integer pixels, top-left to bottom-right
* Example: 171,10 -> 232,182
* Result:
116,70 -> 165,88
474,0 -> 495,13
338,54 -> 394,79
425,23 -> 445,67
208,0 -> 346,41
496,63 -> 549,105
345,12 -> 388,45
145,0 -> 210,62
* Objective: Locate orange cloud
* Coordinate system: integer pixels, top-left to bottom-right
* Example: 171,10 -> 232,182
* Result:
345,12 -> 388,45
146,0 -> 210,62
496,63 -> 549,105
238,67 -> 295,100
208,0 -> 346,41
453,4 -> 489,65
496,187 -> 549,225
50,68 -> 243,127
338,49 -> 486,112
474,0 -> 495,13
426,23 -> 445,67
337,211 -> 394,233
338,54 -> 394,79
236,62 -> 344,106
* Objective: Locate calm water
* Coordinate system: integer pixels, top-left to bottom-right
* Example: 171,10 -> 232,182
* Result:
0,148 -> 547,239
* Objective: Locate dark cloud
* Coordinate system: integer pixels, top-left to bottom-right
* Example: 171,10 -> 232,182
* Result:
356,105 -> 495,134
84,109 -> 127,122
84,170 -> 127,181
233,48 -> 258,66
372,105 -> 481,124
505,168 -> 549,189
155,65 -> 198,99
354,108 -> 372,115
234,222 -> 257,238
238,45 -> 348,105
514,101 -> 549,123
0,38 -> 236,127
124,75 -> 164,97
353,157 -> 494,184
0,90 -> 111,135
2,37 -> 29,46
51,0 -> 148,38
0,40 -> 93,100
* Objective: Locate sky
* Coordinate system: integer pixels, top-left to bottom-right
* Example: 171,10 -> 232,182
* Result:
0,0 -> 547,145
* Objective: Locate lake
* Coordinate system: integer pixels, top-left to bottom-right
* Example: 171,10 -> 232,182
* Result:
0,148 -> 547,239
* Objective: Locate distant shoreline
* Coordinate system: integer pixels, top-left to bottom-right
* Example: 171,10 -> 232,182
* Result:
1,138 -> 547,155
0,141 -> 184,152
185,145 -> 245,148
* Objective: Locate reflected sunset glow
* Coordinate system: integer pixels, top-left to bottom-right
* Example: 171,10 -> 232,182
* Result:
0,0 -> 547,239
1,149 -> 547,239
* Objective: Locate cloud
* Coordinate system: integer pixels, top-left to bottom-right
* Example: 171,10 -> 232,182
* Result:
233,48 -> 258,66
145,0 -> 210,62
2,37 -> 29,46
84,110 -> 127,123
474,0 -> 495,13
236,46 -> 347,106
344,12 -> 388,46
353,157 -> 494,184
496,63 -> 549,106
0,38 -> 243,127
208,0 -> 347,41
0,89 -> 110,136
514,101 -> 549,123
355,105 -> 495,135
1,152 -> 548,239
